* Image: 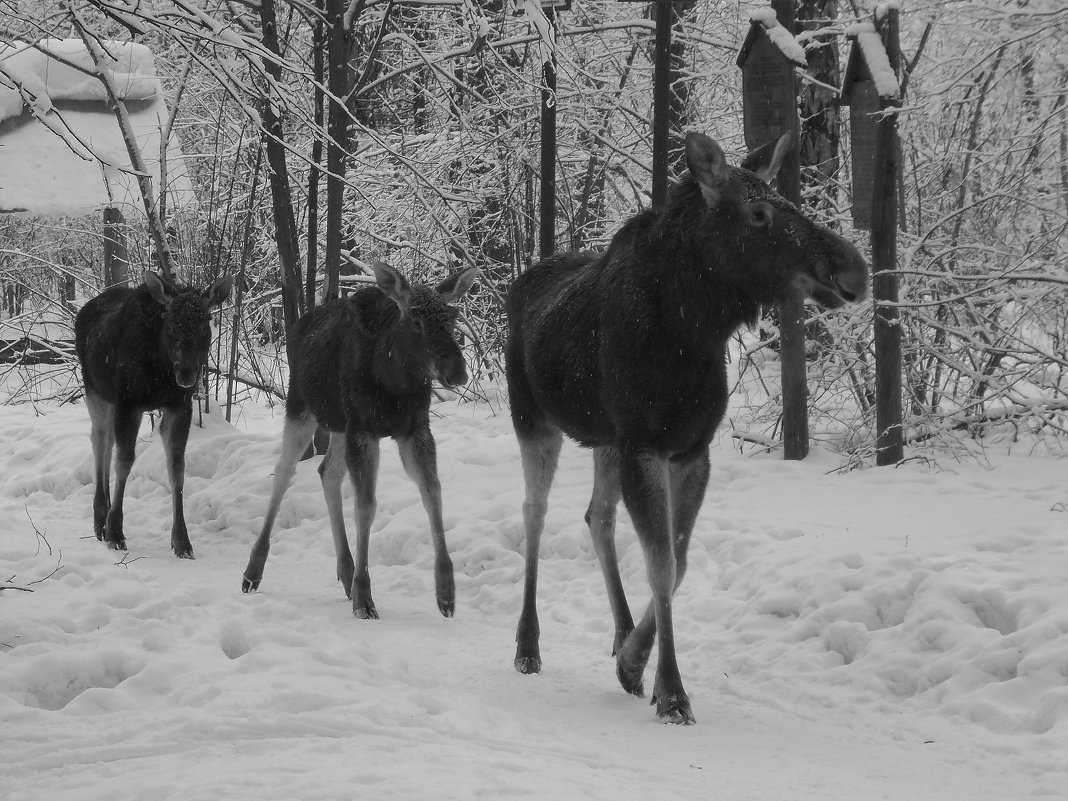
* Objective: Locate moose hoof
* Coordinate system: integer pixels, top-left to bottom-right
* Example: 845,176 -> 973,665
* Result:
616,660 -> 645,698
105,538 -> 127,552
438,598 -> 455,618
241,574 -> 260,593
514,654 -> 542,675
653,693 -> 696,725
174,546 -> 195,560
353,603 -> 379,620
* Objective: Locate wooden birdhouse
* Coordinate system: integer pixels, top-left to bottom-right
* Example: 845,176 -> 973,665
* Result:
736,10 -> 807,151
842,23 -> 900,229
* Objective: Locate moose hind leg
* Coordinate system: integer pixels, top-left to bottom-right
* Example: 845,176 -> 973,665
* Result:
618,450 -> 694,724
346,432 -> 381,619
85,393 -> 114,541
514,423 -> 563,675
242,414 -> 317,592
586,446 -> 634,658
319,431 -> 354,598
160,404 -> 194,558
398,427 -> 455,618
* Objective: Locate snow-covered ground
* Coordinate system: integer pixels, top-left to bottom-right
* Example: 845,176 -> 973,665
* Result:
1,395 -> 1066,799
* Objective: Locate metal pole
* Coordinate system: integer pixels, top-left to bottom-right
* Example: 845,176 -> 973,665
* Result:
539,9 -> 558,258
651,1 -> 673,210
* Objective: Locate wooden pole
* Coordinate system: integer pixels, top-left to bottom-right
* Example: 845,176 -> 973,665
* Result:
771,0 -> 809,461
872,7 -> 904,465
102,206 -> 129,288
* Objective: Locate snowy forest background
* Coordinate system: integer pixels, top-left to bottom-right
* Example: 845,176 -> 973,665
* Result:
0,0 -> 1066,457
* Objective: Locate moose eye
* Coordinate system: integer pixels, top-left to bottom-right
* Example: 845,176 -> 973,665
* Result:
747,203 -> 774,228
413,318 -> 426,334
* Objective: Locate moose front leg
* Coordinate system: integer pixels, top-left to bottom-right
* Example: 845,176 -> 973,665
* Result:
397,427 -> 456,618
160,403 -> 194,558
103,406 -> 144,551
623,447 -> 712,682
618,449 -> 694,724
346,432 -> 381,619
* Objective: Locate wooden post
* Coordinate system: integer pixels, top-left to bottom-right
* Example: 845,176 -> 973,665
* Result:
772,0 -> 808,462
651,1 -> 673,210
872,8 -> 904,465
737,0 -> 808,460
102,206 -> 129,287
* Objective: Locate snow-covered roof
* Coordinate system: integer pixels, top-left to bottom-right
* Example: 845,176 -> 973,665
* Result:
741,9 -> 808,68
843,22 -> 900,101
0,39 -> 194,218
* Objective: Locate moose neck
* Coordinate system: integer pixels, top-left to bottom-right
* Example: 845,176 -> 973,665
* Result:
650,183 -> 765,349
374,319 -> 430,396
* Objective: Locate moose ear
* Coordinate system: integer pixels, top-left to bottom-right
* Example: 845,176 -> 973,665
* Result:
741,130 -> 793,184
372,261 -> 411,311
685,132 -> 731,206
437,267 -> 478,304
203,275 -> 233,307
144,271 -> 176,307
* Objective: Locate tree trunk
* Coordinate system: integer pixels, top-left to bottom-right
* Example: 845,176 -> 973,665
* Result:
307,0 -> 325,313
667,1 -> 698,176
323,0 -> 357,303
257,0 -> 305,368
795,0 -> 840,209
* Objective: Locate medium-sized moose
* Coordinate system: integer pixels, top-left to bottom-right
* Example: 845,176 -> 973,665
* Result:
241,262 -> 477,619
75,271 -> 232,558
506,131 -> 869,724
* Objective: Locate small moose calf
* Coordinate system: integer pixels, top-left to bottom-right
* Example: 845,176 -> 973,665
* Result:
242,262 -> 477,619
75,272 -> 232,558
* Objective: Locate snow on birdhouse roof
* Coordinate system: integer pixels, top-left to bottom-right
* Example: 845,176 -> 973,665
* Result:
0,39 -> 194,218
843,22 -> 900,101
738,9 -> 808,69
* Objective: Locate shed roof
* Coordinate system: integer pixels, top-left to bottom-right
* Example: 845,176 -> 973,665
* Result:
0,39 -> 193,218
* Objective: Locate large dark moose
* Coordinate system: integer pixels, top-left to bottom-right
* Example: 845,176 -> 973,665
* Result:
75,271 -> 233,558
241,262 -> 477,619
506,131 -> 869,724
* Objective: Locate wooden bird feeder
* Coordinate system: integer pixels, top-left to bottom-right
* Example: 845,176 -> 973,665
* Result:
842,24 -> 900,229
736,12 -> 806,151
